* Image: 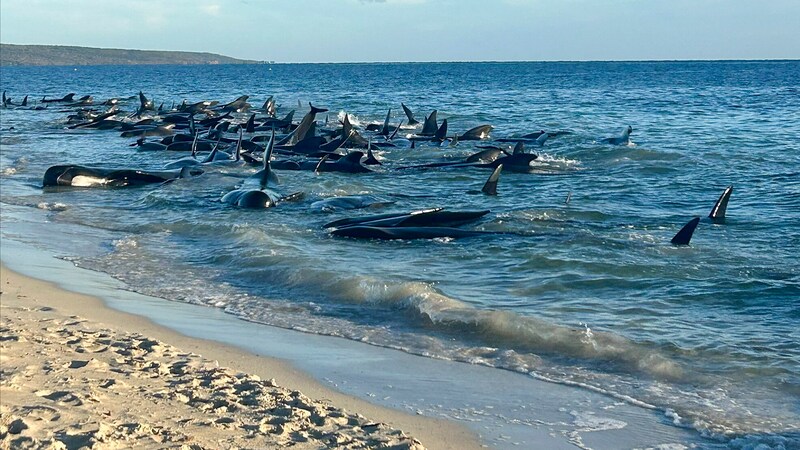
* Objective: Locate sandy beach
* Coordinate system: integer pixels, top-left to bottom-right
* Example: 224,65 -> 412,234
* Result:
0,265 -> 481,450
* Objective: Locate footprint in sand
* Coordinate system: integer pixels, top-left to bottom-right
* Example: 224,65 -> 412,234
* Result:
34,390 -> 83,406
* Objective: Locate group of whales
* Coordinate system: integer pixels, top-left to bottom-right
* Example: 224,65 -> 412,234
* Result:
10,89 -> 730,245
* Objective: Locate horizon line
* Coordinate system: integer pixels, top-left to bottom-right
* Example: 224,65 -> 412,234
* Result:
1,43 -> 797,65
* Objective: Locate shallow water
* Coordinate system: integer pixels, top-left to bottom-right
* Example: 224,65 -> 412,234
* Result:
1,61 -> 799,447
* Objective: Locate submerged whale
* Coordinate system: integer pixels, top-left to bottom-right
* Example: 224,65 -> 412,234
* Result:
601,126 -> 633,145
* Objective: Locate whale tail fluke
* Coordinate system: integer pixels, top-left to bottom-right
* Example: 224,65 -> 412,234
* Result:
309,103 -> 328,115
671,217 -> 700,246
709,186 -> 733,223
482,164 -> 503,196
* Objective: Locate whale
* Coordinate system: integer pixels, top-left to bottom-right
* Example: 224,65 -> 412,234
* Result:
131,137 -> 167,151
601,126 -> 633,145
709,186 -> 733,223
120,124 -> 175,138
41,93 -> 76,103
324,208 -> 490,229
216,95 -> 250,113
221,130 -> 303,208
459,124 -> 493,141
290,103 -> 328,145
315,152 -> 372,174
330,226 -> 492,240
43,165 -> 202,187
310,195 -> 394,212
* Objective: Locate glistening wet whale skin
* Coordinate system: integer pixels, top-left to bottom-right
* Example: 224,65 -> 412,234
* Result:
330,226 -> 493,240
42,165 -> 202,187
324,209 -> 490,229
709,186 -> 733,223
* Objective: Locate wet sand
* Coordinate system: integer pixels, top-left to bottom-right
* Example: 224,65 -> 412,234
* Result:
0,265 -> 481,449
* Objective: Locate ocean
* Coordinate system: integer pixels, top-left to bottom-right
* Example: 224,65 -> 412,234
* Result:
1,61 -> 798,448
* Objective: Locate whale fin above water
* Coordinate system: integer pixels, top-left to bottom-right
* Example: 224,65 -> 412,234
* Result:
434,119 -> 448,142
671,217 -> 700,246
709,186 -> 733,223
482,165 -> 503,196
420,110 -> 438,136
245,113 -> 256,133
401,103 -> 420,125
379,109 -> 391,136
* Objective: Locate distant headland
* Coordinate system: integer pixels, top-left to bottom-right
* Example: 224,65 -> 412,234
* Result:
0,44 -> 262,66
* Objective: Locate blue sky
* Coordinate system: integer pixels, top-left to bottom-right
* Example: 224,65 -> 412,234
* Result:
1,0 -> 798,62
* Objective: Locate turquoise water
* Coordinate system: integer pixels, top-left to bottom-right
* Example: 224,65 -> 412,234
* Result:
1,61 -> 798,447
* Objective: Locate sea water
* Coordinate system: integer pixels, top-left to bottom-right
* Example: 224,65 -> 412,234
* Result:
1,61 -> 798,447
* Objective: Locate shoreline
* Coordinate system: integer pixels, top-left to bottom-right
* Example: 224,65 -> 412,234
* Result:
0,234 -> 714,449
0,262 -> 482,449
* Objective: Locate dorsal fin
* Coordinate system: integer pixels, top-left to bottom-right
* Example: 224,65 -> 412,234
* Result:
380,109 -> 391,135
202,137 -> 222,163
671,217 -> 701,246
190,133 -> 198,158
260,129 -> 278,189
189,114 -> 196,136
314,154 -> 330,173
513,142 -> 525,155
535,132 -> 549,146
421,110 -> 438,135
21,95 -> 28,106
435,119 -> 448,141
281,110 -> 295,122
245,113 -> 256,133
482,164 -> 503,196
709,186 -> 733,222
401,103 -> 419,125
340,114 -> 354,142
234,129 -> 243,162
365,145 -> 382,165
449,134 -> 459,147
389,119 -> 404,141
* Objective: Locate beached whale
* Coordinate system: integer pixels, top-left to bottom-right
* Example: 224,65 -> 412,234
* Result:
43,165 -> 202,187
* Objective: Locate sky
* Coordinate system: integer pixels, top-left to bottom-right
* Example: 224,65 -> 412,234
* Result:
1,0 -> 798,62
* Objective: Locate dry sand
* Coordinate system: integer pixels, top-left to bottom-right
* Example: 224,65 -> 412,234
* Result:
0,265 -> 481,449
